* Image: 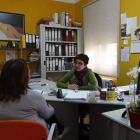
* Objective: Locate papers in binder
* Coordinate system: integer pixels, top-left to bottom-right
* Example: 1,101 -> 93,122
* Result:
62,89 -> 89,100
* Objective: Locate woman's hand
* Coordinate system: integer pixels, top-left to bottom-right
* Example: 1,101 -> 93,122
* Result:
67,84 -> 79,90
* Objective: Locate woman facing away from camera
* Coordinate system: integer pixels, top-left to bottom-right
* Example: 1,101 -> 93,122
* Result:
0,59 -> 68,139
57,54 -> 98,90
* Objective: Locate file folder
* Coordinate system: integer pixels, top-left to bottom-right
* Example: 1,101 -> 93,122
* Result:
46,58 -> 49,71
55,44 -> 59,56
22,35 -> 26,48
58,29 -> 61,41
74,44 -> 77,56
46,43 -> 49,56
74,31 -> 77,42
59,12 -> 65,26
55,58 -> 58,70
72,30 -> 74,42
52,44 -> 55,56
45,28 -> 49,41
29,34 -> 32,48
49,29 -> 52,41
58,58 -> 62,70
68,43 -> 72,56
68,30 -> 72,41
55,29 -> 58,41
59,44 -> 61,56
52,29 -> 54,41
36,36 -> 40,49
72,44 -> 74,56
49,44 -> 52,56
49,58 -> 53,71
62,57 -> 65,70
64,30 -> 69,41
52,58 -> 55,71
65,44 -> 68,56
65,13 -> 69,27
25,34 -> 29,48
32,34 -> 36,48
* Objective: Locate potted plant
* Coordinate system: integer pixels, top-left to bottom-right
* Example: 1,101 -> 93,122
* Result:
126,66 -> 140,129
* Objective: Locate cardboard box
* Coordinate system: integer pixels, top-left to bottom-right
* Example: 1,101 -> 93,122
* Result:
37,20 -> 51,26
39,17 -> 54,22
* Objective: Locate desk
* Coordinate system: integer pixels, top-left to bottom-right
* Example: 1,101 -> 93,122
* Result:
30,78 -> 130,140
102,109 -> 140,140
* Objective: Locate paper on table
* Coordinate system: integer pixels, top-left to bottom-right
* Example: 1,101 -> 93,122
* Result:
62,89 -> 89,100
126,16 -> 137,35
33,89 -> 47,94
28,81 -> 44,86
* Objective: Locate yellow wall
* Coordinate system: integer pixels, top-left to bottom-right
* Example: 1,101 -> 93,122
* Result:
0,0 -> 75,72
117,0 -> 140,86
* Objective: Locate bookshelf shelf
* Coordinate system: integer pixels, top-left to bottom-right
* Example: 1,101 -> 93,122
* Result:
46,70 -> 70,73
45,41 -> 77,44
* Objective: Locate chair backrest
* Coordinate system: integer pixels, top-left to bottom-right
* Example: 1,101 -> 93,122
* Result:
0,120 -> 47,140
94,72 -> 103,88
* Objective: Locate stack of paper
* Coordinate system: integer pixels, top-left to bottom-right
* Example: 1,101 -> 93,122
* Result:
62,89 -> 88,100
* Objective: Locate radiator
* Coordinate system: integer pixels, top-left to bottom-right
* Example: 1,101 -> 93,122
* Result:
101,78 -> 114,88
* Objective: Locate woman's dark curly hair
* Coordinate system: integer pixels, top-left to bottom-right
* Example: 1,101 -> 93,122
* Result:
134,28 -> 140,36
74,54 -> 89,65
0,59 -> 30,101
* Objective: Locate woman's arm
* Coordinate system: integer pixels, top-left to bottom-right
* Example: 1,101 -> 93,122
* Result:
79,69 -> 98,90
57,70 -> 74,88
34,93 -> 55,120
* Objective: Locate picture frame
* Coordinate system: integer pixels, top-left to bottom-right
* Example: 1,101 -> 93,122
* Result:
0,11 -> 25,39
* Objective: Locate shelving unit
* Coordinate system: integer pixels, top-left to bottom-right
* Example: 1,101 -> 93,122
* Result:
0,39 -> 41,78
36,24 -> 83,81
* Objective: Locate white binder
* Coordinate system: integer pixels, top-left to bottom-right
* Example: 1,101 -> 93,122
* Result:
46,58 -> 49,71
65,13 -> 69,27
55,29 -> 58,41
49,58 -> 53,71
59,12 -> 65,26
62,57 -> 65,70
52,13 -> 58,25
55,58 -> 58,70
45,28 -> 49,41
72,44 -> 74,56
58,58 -> 62,70
49,29 -> 52,41
65,44 -> 68,56
52,58 -> 55,71
49,44 -> 52,56
52,29 -> 54,41
68,43 -> 71,56
58,29 -> 61,41
59,44 -> 61,56
51,44 -> 55,56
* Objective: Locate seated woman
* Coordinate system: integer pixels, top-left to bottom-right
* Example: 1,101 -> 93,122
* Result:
0,59 -> 68,139
57,54 -> 98,90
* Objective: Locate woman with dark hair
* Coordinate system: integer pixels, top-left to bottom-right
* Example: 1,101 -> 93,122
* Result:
0,59 -> 68,139
57,54 -> 98,90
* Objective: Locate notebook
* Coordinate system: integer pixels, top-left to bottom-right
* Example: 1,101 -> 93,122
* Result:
62,89 -> 89,100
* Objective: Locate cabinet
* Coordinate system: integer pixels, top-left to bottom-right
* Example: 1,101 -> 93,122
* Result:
36,24 -> 83,81
0,38 -> 41,78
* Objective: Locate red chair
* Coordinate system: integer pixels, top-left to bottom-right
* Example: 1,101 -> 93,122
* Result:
0,120 -> 58,140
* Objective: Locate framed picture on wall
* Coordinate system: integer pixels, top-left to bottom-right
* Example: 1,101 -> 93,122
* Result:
0,11 -> 25,39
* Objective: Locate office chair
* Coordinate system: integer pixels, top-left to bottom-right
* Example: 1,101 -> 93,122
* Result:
0,120 -> 58,140
79,72 -> 102,133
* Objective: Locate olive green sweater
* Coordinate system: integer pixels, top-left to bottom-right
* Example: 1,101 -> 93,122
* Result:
57,68 -> 98,90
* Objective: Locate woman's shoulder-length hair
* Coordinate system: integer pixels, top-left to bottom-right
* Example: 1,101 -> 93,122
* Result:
0,59 -> 30,101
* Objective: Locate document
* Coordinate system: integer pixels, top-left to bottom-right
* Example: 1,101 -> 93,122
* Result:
121,13 -> 127,24
130,43 -> 140,53
62,89 -> 89,100
33,89 -> 47,94
126,16 -> 137,35
28,81 -> 44,86
121,47 -> 130,62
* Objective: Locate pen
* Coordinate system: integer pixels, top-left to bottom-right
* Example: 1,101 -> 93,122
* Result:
41,91 -> 43,94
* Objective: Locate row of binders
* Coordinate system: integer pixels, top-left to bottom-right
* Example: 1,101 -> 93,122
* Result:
46,58 -> 65,71
22,34 -> 40,49
46,43 -> 77,56
45,28 -> 77,42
